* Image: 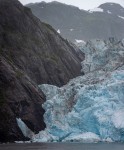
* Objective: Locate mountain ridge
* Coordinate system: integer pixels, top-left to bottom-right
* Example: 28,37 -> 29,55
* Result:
27,1 -> 124,42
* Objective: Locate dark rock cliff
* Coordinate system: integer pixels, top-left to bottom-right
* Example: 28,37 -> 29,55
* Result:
0,57 -> 46,142
0,0 -> 84,142
0,0 -> 84,86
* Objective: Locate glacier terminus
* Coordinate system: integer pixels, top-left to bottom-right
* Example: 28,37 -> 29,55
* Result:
17,38 -> 124,143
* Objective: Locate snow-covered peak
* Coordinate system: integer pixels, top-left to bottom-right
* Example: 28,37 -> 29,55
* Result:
99,2 -> 124,16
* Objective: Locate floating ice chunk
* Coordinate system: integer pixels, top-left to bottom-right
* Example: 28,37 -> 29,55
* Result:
15,141 -> 24,144
16,118 -> 34,138
15,141 -> 31,143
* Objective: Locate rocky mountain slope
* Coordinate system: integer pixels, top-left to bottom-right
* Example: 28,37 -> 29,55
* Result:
27,2 -> 124,42
99,3 -> 124,16
0,0 -> 84,142
29,38 -> 124,142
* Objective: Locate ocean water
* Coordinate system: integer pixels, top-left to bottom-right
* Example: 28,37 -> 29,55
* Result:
0,143 -> 124,150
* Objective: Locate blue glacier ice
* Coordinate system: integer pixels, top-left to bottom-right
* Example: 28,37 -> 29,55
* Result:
32,39 -> 124,142
16,118 -> 34,139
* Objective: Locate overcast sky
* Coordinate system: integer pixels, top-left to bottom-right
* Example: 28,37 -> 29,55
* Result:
19,0 -> 124,10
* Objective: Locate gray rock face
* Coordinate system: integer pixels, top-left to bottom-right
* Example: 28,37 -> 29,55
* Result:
0,0 -> 84,142
27,1 -> 124,42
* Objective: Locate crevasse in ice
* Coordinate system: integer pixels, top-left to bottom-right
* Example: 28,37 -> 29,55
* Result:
32,39 -> 124,142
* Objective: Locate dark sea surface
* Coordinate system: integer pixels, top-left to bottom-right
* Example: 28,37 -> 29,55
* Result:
0,143 -> 124,150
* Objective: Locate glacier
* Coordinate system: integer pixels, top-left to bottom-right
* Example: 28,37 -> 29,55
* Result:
32,39 -> 124,142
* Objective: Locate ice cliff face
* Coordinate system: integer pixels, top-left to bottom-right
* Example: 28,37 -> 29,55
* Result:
81,38 -> 124,73
32,39 -> 124,142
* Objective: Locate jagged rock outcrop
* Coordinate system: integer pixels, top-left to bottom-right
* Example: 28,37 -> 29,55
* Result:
0,0 -> 84,142
27,1 -> 124,42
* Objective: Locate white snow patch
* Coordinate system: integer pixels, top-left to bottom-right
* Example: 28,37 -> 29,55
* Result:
75,39 -> 85,43
57,29 -> 61,34
118,16 -> 124,20
89,7 -> 103,13
16,118 -> 34,138
107,10 -> 112,14
75,39 -> 86,47
70,29 -> 74,31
